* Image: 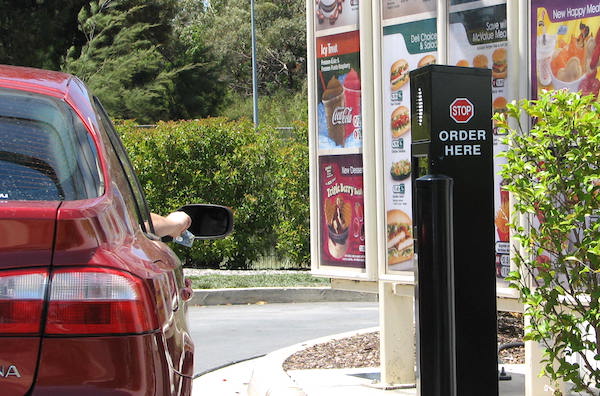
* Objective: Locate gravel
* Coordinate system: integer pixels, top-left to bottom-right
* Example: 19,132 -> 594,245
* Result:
283,331 -> 380,370
283,312 -> 524,370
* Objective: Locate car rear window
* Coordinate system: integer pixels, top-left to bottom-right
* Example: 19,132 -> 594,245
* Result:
0,88 -> 103,201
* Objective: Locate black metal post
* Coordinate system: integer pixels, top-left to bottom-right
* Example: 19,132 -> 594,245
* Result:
410,65 -> 498,396
415,174 -> 456,396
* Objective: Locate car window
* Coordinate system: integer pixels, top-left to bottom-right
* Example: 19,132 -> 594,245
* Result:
0,88 -> 103,201
93,98 -> 155,235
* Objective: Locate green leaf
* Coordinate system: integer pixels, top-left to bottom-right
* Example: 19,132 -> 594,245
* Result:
500,89 -> 600,391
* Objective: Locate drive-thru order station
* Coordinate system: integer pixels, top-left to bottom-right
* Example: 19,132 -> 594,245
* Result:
307,1 -> 600,395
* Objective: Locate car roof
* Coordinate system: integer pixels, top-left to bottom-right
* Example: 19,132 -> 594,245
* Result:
0,64 -> 74,98
0,64 -> 99,134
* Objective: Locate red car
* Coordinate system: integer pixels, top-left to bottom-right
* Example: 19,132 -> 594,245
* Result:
0,65 -> 233,395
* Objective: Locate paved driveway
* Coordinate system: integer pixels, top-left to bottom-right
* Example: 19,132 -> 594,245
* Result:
188,301 -> 379,375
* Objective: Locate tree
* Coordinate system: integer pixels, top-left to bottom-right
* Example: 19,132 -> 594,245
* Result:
170,0 -> 227,119
0,0 -> 89,70
196,0 -> 306,96
499,90 -> 600,394
64,0 -> 224,122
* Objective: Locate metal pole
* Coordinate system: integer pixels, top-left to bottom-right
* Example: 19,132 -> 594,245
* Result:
436,0 -> 447,64
415,174 -> 456,396
251,0 -> 259,126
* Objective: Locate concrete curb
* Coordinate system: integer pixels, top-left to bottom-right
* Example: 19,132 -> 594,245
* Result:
190,287 -> 378,306
247,327 -> 380,396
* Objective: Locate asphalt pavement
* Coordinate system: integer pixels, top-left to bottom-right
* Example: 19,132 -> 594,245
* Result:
188,301 -> 379,375
188,287 -> 536,396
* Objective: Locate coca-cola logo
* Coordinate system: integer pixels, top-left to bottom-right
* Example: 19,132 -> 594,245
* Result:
332,107 -> 353,125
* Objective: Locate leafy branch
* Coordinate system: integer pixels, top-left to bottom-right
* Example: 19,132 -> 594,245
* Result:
497,89 -> 600,394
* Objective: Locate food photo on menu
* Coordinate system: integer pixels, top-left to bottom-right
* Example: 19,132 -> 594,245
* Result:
386,209 -> 414,271
417,54 -> 436,68
318,68 -> 362,149
534,7 -> 600,97
324,196 -> 352,259
390,55 -> 436,93
462,47 -> 506,79
472,53 -> 489,69
390,159 -> 411,181
390,59 -> 410,91
390,105 -> 410,139
492,47 -> 507,79
316,0 -> 343,25
315,0 -> 359,29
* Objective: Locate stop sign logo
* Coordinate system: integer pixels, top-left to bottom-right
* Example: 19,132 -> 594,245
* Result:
450,98 -> 474,123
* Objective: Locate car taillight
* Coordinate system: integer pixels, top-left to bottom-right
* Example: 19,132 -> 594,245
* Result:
0,269 -> 48,334
46,268 -> 158,335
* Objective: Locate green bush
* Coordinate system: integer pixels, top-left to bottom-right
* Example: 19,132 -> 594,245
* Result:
117,118 -> 309,269
272,121 -> 310,266
498,90 -> 600,394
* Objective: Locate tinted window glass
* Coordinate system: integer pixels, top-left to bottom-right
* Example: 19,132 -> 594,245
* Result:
0,88 -> 103,201
93,98 -> 154,234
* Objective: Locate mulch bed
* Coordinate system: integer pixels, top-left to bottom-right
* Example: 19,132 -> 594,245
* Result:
283,311 -> 524,370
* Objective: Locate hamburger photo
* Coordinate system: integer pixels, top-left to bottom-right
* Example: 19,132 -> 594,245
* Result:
456,59 -> 469,67
387,209 -> 414,265
492,47 -> 507,79
418,54 -> 436,68
493,96 -> 508,118
473,54 -> 489,69
390,59 -> 409,91
391,105 -> 410,138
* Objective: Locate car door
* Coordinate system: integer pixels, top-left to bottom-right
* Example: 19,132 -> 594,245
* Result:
92,99 -> 194,389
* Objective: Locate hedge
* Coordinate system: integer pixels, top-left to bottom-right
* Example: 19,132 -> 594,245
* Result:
116,118 -> 310,269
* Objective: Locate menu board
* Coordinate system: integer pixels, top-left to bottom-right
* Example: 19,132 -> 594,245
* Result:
448,1 -> 510,280
314,4 -> 365,270
381,9 -> 437,273
528,1 -> 600,281
531,0 -> 600,98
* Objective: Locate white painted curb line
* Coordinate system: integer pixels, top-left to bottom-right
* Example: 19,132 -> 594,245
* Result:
247,327 -> 380,396
190,287 -> 377,306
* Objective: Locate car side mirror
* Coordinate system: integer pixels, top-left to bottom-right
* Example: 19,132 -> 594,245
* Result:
177,204 -> 234,239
